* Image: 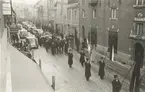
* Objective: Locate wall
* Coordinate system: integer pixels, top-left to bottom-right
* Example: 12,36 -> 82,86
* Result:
79,0 -> 89,41
79,0 -> 134,54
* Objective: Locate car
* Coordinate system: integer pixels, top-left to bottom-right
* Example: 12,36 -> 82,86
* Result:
26,36 -> 38,49
18,29 -> 28,39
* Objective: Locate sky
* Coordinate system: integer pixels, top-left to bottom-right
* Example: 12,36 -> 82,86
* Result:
12,0 -> 39,5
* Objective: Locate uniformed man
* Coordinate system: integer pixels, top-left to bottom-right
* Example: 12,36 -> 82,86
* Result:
98,57 -> 105,79
112,75 -> 122,92
68,49 -> 73,68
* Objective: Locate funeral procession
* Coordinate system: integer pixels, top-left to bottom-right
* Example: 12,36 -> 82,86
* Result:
1,0 -> 145,92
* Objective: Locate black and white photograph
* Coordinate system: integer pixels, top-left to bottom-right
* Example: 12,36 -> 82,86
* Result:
0,0 -> 145,92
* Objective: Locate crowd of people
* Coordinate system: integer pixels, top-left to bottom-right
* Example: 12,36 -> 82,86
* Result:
10,21 -> 122,92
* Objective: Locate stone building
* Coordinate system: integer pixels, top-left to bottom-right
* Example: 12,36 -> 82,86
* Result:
54,0 -> 68,35
129,0 -> 145,63
79,0 -> 135,59
67,0 -> 79,36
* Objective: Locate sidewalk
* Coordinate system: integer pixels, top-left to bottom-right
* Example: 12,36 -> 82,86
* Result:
33,47 -> 128,92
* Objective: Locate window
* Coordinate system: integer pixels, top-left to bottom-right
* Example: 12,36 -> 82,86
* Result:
82,9 -> 85,18
67,10 -> 71,20
136,0 -> 145,5
93,9 -> 96,18
74,10 -> 77,20
111,8 -> 117,19
136,23 -> 143,35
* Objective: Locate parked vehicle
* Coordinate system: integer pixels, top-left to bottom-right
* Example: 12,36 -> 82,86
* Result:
26,36 -> 38,49
18,29 -> 28,39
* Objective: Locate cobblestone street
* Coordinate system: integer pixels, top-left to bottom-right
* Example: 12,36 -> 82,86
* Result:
33,47 -> 129,92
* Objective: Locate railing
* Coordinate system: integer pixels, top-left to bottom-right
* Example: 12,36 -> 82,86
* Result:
133,4 -> 145,8
134,17 -> 145,22
129,29 -> 145,40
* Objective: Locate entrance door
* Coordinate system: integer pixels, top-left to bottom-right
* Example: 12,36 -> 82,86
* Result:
134,43 -> 144,65
108,31 -> 118,61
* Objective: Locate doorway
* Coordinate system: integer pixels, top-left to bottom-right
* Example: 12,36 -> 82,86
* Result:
108,31 -> 118,61
134,43 -> 144,63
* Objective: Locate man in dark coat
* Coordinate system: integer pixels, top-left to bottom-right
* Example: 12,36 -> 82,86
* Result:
82,38 -> 88,49
112,75 -> 122,92
80,49 -> 85,67
68,49 -> 73,68
64,39 -> 69,54
85,58 -> 91,81
129,52 -> 143,92
98,57 -> 105,79
51,40 -> 55,55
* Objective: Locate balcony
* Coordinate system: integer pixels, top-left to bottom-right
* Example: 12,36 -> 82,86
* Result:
129,30 -> 145,40
89,0 -> 98,7
134,17 -> 145,22
133,4 -> 145,8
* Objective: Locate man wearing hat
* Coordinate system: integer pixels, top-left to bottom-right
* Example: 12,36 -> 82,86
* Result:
98,57 -> 105,79
80,49 -> 85,67
85,58 -> 91,81
112,75 -> 122,92
68,48 -> 73,68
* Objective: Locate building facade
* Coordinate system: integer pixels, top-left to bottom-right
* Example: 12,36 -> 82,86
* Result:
47,0 -> 57,21
34,0 -> 43,26
129,0 -> 145,62
34,0 -> 51,26
79,0 -> 135,55
54,0 -> 68,35
67,0 -> 79,36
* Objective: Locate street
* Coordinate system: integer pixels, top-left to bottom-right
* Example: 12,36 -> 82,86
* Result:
33,47 -> 128,92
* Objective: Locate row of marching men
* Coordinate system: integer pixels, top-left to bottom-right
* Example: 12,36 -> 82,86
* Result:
38,34 -> 70,55
67,48 -> 122,92
38,35 -> 122,92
